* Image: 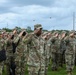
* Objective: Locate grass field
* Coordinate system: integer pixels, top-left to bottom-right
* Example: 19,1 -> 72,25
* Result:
3,65 -> 76,75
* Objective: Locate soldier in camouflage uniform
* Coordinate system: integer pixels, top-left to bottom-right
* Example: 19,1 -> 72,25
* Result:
0,32 -> 6,75
15,30 -> 26,75
42,32 -> 51,72
22,24 -> 47,75
59,31 -> 66,67
46,32 -> 52,66
74,32 -> 76,66
51,31 -> 60,71
65,31 -> 76,75
5,30 -> 19,75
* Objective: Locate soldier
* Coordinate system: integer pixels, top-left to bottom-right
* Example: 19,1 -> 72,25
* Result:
0,32 -> 6,75
22,24 -> 47,75
42,32 -> 52,74
50,31 -> 60,71
15,30 -> 27,75
46,32 -> 52,65
74,32 -> 76,66
42,32 -> 52,70
5,30 -> 19,75
65,31 -> 76,75
59,31 -> 66,67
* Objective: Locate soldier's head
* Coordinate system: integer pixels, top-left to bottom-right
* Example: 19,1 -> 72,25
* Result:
34,24 -> 42,36
69,31 -> 74,37
47,32 -> 52,39
52,31 -> 59,37
61,31 -> 66,38
42,32 -> 48,39
7,32 -> 13,39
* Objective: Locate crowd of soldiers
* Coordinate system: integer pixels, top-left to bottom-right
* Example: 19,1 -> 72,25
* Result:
0,24 -> 76,75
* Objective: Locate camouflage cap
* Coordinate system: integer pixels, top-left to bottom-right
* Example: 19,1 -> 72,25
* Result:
34,24 -> 42,29
69,30 -> 74,34
42,32 -> 48,36
52,31 -> 59,35
61,31 -> 66,34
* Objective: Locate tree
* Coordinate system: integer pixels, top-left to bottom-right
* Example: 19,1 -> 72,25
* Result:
2,28 -> 12,32
26,26 -> 33,33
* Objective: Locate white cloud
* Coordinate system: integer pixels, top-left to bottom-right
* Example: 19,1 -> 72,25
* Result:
0,0 -> 7,3
0,0 -> 8,6
0,0 -> 76,30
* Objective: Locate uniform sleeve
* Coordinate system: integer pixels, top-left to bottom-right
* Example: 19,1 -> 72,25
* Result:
13,36 -> 20,44
23,33 -> 32,44
74,39 -> 76,45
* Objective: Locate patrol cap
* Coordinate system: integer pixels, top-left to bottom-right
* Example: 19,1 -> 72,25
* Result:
52,31 -> 59,35
69,30 -> 74,34
34,24 -> 42,29
61,31 -> 66,34
42,32 -> 48,36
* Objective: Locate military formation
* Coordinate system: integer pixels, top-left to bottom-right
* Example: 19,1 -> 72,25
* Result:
0,24 -> 76,75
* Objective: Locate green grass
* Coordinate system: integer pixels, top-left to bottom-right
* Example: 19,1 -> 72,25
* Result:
47,65 -> 76,75
2,65 -> 76,75
25,65 -> 76,75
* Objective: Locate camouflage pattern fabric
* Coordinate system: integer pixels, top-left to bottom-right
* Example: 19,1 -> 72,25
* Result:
23,33 -> 46,75
51,36 -> 60,70
65,36 -> 76,72
0,37 -> 6,75
15,37 -> 26,75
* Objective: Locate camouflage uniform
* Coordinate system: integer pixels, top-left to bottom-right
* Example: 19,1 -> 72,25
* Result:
5,33 -> 18,75
74,35 -> 76,66
0,36 -> 6,75
23,24 -> 46,75
75,45 -> 76,66
5,39 -> 14,75
60,38 -> 66,67
59,31 -> 66,67
46,38 -> 52,66
43,35 -> 51,71
65,32 -> 76,74
15,36 -> 26,75
51,32 -> 60,71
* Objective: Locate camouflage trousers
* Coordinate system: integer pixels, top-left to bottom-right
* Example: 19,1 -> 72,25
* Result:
0,62 -> 4,75
51,52 -> 59,70
45,57 -> 50,71
65,53 -> 75,72
28,65 -> 47,75
75,52 -> 76,66
46,57 -> 50,66
5,56 -> 15,75
15,60 -> 25,75
59,52 -> 65,67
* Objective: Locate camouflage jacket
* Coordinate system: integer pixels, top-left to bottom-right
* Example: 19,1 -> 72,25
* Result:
65,36 -> 76,54
0,38 -> 6,51
23,33 -> 45,66
51,37 -> 61,53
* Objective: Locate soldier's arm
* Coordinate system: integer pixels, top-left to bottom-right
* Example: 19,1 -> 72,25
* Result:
23,33 -> 33,44
13,30 -> 26,45
64,36 -> 69,45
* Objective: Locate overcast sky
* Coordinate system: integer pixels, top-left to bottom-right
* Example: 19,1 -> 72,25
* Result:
0,0 -> 76,30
